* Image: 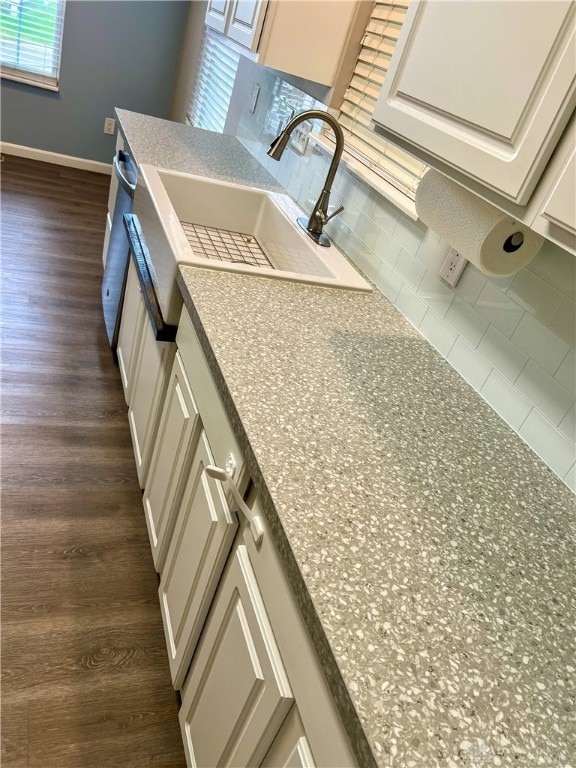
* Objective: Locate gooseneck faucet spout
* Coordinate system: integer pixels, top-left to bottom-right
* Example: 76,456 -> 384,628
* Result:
267,110 -> 345,247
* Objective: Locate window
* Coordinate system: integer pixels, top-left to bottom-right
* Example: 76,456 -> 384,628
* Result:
187,27 -> 240,134
325,0 -> 427,201
0,0 -> 65,90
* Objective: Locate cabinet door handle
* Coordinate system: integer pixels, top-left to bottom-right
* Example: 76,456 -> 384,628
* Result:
206,464 -> 264,546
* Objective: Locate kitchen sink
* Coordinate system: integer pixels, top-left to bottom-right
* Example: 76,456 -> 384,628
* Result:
136,164 -> 371,301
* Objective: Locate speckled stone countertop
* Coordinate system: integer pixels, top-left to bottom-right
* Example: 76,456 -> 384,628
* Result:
177,266 -> 575,768
115,110 -> 575,766
115,109 -> 282,192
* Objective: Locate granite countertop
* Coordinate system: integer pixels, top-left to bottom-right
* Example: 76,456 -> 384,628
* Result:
177,267 -> 575,768
115,109 -> 283,192
117,111 -> 575,767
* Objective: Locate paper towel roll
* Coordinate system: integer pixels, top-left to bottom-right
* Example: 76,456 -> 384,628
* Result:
415,169 -> 544,278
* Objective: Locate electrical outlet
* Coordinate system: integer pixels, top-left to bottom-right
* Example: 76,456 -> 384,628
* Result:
440,248 -> 468,287
103,117 -> 116,136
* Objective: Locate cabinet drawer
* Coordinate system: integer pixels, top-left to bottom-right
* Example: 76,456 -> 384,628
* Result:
159,430 -> 238,689
128,313 -> 175,488
143,351 -> 201,572
177,308 -> 243,478
179,544 -> 293,767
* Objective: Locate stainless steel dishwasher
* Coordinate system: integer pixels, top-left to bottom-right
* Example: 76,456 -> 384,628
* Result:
102,148 -> 138,353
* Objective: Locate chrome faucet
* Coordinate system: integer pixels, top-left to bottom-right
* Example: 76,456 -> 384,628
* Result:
267,110 -> 344,247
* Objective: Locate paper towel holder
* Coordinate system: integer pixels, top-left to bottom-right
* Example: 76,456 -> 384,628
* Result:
503,232 -> 524,253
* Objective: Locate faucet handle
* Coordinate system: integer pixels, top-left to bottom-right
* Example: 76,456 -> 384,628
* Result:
324,204 -> 344,224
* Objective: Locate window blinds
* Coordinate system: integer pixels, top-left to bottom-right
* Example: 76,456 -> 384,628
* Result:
336,0 -> 427,199
187,28 -> 240,134
0,0 -> 66,90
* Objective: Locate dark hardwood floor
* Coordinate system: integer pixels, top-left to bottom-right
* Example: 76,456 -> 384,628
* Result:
1,155 -> 186,767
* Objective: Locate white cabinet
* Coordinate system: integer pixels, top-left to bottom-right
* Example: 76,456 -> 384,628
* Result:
149,307 -> 358,767
116,258 -> 145,404
261,707 -> 316,768
143,351 -> 201,571
127,306 -> 175,488
372,0 -> 576,205
529,113 -> 576,253
205,0 -> 230,34
205,1 -> 372,102
178,544 -> 294,768
159,429 -> 238,688
205,0 -> 266,50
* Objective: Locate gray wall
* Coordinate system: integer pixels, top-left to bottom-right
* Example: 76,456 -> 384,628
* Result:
1,1 -> 190,163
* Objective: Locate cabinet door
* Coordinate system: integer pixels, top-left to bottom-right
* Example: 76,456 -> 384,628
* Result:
540,146 -> 576,238
116,258 -> 145,405
372,0 -> 576,204
179,545 -> 293,768
143,351 -> 201,572
261,706 -> 316,768
159,431 -> 238,689
226,0 -> 267,51
128,313 -> 175,487
205,0 -> 231,33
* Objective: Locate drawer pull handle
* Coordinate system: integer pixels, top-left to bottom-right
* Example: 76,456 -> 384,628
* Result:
206,464 -> 264,546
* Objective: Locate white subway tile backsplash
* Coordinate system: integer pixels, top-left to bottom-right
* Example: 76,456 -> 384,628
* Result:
549,298 -> 576,347
476,326 -> 529,383
559,405 -> 576,443
396,285 -> 428,327
364,194 -> 399,233
415,237 -> 450,272
374,262 -> 403,302
507,269 -> 564,324
511,313 -> 570,374
373,231 -> 403,268
453,264 -> 487,305
528,240 -> 576,299
480,370 -> 533,430
340,201 -> 362,231
448,337 -> 492,389
445,297 -> 489,346
419,309 -> 458,356
346,240 -> 381,283
515,361 -> 573,426
475,282 -> 524,337
417,272 -> 454,317
519,410 -> 576,479
394,250 -> 426,291
555,349 -> 575,395
356,211 -> 382,251
391,216 -> 426,255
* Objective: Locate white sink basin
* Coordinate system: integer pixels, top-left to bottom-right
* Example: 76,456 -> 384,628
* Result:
135,165 -> 371,317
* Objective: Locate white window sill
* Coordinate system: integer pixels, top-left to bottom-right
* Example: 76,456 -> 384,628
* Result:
1,68 -> 59,92
310,133 -> 419,222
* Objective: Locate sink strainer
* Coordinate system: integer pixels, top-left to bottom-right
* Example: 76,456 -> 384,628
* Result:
180,221 -> 274,269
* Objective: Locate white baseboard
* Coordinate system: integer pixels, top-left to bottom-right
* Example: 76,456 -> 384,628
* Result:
0,142 -> 112,175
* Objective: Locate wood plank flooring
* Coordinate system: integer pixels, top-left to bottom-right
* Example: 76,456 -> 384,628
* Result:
1,156 -> 186,767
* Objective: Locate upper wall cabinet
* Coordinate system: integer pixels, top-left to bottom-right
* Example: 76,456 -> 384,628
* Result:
372,0 -> 576,205
205,0 -> 373,103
